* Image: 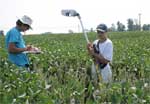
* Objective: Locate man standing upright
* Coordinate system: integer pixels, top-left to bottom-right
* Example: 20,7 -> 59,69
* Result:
87,23 -> 113,83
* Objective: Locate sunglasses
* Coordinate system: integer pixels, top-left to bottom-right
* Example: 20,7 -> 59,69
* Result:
23,24 -> 30,30
97,30 -> 104,34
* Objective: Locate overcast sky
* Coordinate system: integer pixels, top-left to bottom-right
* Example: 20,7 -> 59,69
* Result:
0,0 -> 150,34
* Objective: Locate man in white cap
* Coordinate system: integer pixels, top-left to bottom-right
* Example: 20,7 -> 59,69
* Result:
5,15 -> 35,69
87,23 -> 113,83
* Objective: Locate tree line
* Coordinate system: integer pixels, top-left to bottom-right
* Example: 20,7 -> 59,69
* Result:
109,18 -> 150,32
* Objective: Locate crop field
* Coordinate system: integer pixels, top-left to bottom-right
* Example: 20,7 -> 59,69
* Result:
0,31 -> 150,104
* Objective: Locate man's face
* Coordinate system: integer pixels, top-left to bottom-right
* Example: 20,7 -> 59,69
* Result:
20,24 -> 30,32
97,30 -> 105,38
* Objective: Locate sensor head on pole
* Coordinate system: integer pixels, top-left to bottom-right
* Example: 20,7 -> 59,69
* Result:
61,9 -> 79,17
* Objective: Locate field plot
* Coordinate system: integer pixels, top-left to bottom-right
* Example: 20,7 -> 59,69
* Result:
0,32 -> 150,104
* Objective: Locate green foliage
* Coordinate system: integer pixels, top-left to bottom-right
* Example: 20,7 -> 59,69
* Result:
0,32 -> 150,104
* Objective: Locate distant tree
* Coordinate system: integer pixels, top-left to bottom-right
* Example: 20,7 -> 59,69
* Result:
109,23 -> 116,32
142,24 -> 150,31
90,28 -> 94,32
133,24 -> 140,31
68,29 -> 74,33
127,18 -> 141,31
84,29 -> 89,32
117,21 -> 125,31
0,30 -> 4,36
127,18 -> 134,31
42,32 -> 52,35
133,19 -> 140,30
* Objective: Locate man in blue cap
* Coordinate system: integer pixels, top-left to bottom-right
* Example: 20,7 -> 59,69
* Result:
87,23 -> 113,83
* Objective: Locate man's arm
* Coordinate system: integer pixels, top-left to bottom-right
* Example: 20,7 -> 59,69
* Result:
8,42 -> 29,53
87,43 -> 110,64
92,52 -> 110,64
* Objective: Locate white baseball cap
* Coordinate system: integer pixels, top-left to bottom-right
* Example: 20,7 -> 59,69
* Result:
19,15 -> 33,29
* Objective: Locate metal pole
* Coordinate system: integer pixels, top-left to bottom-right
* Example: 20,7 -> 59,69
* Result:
139,13 -> 141,31
77,16 -> 89,43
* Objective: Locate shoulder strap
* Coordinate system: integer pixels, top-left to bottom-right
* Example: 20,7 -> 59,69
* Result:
97,40 -> 100,52
96,40 -> 107,69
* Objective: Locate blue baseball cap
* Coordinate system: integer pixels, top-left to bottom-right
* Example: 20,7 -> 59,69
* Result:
96,24 -> 107,33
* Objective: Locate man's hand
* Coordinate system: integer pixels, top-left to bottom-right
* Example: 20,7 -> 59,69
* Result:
26,45 -> 40,51
26,45 -> 32,51
87,42 -> 95,55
